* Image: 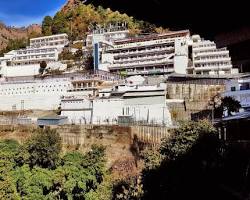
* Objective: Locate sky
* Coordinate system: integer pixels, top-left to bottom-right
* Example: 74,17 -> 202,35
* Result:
0,0 -> 67,27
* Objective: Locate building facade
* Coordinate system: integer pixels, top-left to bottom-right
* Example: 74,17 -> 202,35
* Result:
91,29 -> 238,76
30,33 -> 68,50
98,30 -> 190,75
188,35 -> 238,75
85,24 -> 130,70
0,34 -> 69,77
223,74 -> 250,108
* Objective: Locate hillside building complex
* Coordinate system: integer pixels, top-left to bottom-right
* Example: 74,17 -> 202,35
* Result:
0,34 -> 69,77
89,28 -> 238,76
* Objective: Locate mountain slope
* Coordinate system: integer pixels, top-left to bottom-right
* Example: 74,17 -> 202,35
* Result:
41,0 -> 168,40
0,23 -> 41,51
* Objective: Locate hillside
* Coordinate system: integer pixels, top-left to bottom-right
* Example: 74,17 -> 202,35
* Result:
41,0 -> 168,40
0,23 -> 41,51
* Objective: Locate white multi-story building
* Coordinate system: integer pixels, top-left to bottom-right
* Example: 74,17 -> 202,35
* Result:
30,33 -> 68,50
223,74 -> 250,108
98,30 -> 190,75
189,35 -> 238,75
11,47 -> 58,66
93,29 -> 238,76
0,34 -> 69,77
86,25 -> 129,48
85,24 -> 130,70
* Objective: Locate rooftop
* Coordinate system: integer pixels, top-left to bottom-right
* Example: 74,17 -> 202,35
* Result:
114,30 -> 190,45
30,33 -> 68,41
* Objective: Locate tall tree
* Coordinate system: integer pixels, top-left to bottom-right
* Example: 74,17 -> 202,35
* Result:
42,16 -> 53,35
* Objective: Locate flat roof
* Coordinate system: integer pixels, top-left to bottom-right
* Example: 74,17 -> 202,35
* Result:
114,30 -> 190,45
30,33 -> 68,41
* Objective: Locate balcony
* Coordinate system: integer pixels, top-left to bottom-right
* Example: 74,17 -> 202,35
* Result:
193,57 -> 231,64
113,47 -> 174,58
126,68 -> 174,75
114,54 -> 167,64
193,50 -> 229,57
194,65 -> 232,71
106,38 -> 175,51
109,58 -> 173,69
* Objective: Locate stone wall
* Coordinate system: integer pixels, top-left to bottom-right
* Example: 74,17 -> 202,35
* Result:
166,82 -> 225,123
0,124 -> 170,166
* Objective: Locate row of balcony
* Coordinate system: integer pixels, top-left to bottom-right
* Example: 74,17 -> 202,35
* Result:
13,54 -> 56,61
30,37 -> 68,43
113,47 -> 175,58
194,64 -> 232,71
193,46 -> 217,52
16,49 -> 57,56
194,57 -> 231,64
193,49 -> 229,57
110,58 -> 173,69
107,38 -> 175,51
114,55 -> 168,64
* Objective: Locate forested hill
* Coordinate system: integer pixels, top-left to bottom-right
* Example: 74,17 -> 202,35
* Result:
0,0 -> 167,56
0,23 -> 41,52
41,0 -> 169,41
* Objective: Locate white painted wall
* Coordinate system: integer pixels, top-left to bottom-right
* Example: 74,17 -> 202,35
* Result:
3,65 -> 40,77
61,96 -> 172,126
174,38 -> 189,74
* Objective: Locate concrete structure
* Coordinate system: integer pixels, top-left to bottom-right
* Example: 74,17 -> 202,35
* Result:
92,29 -> 238,76
0,34 -> 69,77
85,24 -> 129,70
222,74 -> 250,108
0,70 -> 120,111
98,30 -> 190,75
37,116 -> 68,126
86,24 -> 129,48
188,35 -> 238,75
166,74 -> 230,123
60,76 -> 172,126
30,33 -> 68,50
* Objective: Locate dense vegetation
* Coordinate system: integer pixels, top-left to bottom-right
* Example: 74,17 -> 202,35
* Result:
42,1 -> 167,41
138,120 -> 250,200
0,38 -> 28,56
1,121 -> 249,199
0,128 -> 110,200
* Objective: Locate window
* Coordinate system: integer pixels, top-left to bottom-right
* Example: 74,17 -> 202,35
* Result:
231,87 -> 236,91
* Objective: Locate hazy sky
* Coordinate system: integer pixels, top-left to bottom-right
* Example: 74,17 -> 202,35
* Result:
0,0 -> 67,27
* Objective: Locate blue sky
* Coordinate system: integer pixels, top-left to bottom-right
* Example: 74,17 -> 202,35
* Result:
0,0 -> 67,27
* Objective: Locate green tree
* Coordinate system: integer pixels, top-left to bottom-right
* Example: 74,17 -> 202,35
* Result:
42,16 -> 53,35
52,12 -> 69,35
160,120 -> 216,160
216,96 -> 241,117
141,121 -> 221,200
19,128 -> 62,169
0,38 -> 28,56
0,140 -> 20,200
52,147 -> 107,200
